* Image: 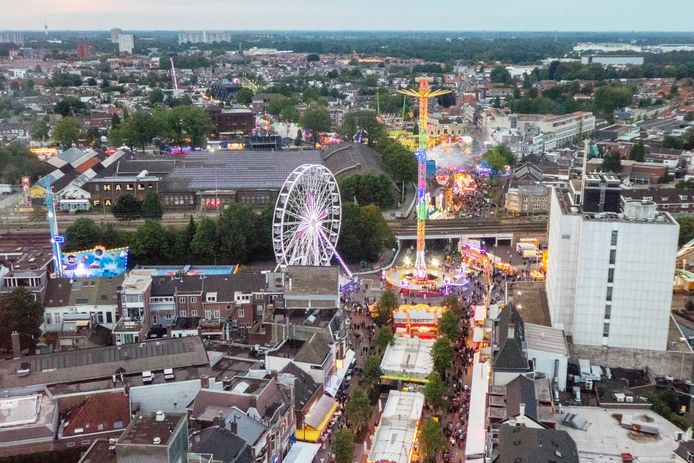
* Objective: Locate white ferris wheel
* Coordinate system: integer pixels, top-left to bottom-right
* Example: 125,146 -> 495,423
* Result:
273,164 -> 343,269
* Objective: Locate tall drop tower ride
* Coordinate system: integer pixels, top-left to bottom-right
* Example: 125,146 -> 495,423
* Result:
398,77 -> 451,280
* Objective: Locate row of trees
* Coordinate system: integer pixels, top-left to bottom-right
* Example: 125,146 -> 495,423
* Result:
111,191 -> 163,221
65,200 -> 393,266
110,105 -> 213,152
339,173 -> 396,209
0,142 -> 51,184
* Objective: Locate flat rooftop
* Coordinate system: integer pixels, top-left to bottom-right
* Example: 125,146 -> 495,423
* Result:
525,323 -> 569,356
508,281 -> 551,327
284,266 -> 339,297
119,413 -> 185,446
0,395 -> 41,428
557,406 -> 680,462
555,187 -> 677,225
0,336 -> 209,391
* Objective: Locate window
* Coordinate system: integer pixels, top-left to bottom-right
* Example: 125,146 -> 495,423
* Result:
238,308 -> 245,318
609,249 -> 616,265
191,297 -> 197,303
608,268 -> 614,283
603,322 -> 610,337
106,312 -> 113,324
256,305 -> 264,315
98,312 -> 104,323
610,230 -> 618,246
605,304 -> 611,320
180,310 -> 187,317
606,287 -> 613,301
179,297 -> 186,303
205,309 -> 211,319
214,309 -> 220,319
206,293 -> 217,302
191,310 -> 198,317
45,313 -> 52,325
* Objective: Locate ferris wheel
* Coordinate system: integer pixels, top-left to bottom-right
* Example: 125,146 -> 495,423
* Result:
273,164 -> 344,270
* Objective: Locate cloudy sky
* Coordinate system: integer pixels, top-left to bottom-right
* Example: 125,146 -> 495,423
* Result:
6,0 -> 694,31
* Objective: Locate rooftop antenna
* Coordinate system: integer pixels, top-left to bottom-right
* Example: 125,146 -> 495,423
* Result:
44,18 -> 48,38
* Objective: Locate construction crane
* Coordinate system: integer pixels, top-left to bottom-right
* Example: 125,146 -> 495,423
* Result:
168,53 -> 181,97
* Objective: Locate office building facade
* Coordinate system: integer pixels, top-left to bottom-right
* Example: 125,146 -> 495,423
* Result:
546,185 -> 678,351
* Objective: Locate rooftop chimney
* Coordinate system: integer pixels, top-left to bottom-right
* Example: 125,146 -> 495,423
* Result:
11,331 -> 21,357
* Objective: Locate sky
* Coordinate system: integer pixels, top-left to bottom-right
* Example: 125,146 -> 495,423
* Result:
6,0 -> 694,32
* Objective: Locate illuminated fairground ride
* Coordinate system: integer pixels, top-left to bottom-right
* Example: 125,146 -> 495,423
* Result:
398,77 -> 451,281
272,164 -> 353,278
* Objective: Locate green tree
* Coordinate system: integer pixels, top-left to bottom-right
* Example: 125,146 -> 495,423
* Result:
345,388 -> 371,431
267,97 -> 299,122
31,119 -> 50,142
216,202 -> 258,263
339,173 -> 395,208
442,295 -> 463,318
294,128 -> 303,146
378,138 -> 418,196
677,216 -> 694,246
112,194 -> 143,221
432,337 -> 455,375
374,289 -> 398,326
482,144 -> 516,176
149,88 -> 165,105
337,110 -> 385,147
191,217 -> 218,260
338,203 -> 395,263
375,325 -> 395,350
53,117 -> 82,147
99,222 -> 128,249
301,105 -> 332,143
602,149 -> 622,173
236,87 -> 254,106
174,217 -> 196,258
130,220 -> 175,263
142,190 -> 163,219
490,65 -> 513,85
629,140 -> 645,162
0,288 -> 43,353
419,418 -> 447,463
65,218 -> 102,251
438,309 -> 461,342
157,105 -> 213,149
362,355 -> 382,387
113,111 -> 159,153
423,371 -> 450,412
333,429 -> 354,463
111,113 -> 121,129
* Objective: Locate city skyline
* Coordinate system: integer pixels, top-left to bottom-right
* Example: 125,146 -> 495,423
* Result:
5,0 -> 694,32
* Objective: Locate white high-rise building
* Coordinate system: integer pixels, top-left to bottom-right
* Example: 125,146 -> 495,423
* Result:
546,181 -> 678,351
110,28 -> 122,44
117,34 -> 134,54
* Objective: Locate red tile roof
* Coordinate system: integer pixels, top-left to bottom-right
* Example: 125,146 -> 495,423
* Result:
62,392 -> 130,437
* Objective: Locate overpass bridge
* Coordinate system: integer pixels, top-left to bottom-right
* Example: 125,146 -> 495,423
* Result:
387,218 -> 548,243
